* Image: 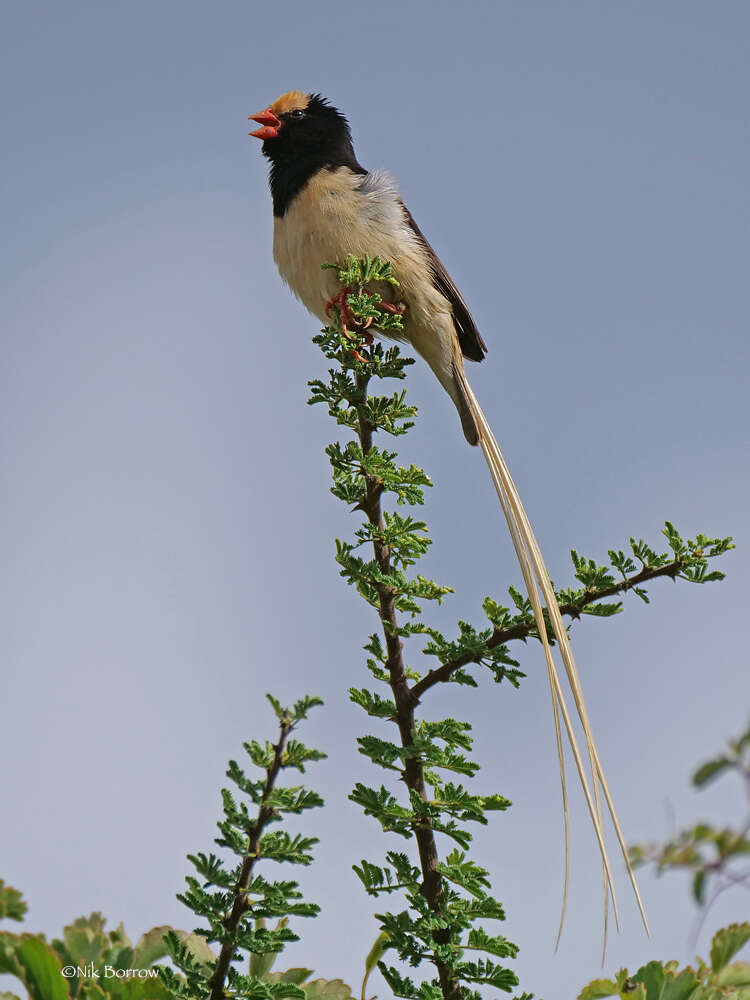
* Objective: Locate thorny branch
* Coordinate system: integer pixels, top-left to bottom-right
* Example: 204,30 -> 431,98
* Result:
209,717 -> 294,1000
353,368 -> 463,1000
409,559 -> 690,703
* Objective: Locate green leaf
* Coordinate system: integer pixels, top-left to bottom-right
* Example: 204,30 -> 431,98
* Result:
249,918 -> 278,981
131,926 -> 172,968
0,933 -> 21,976
631,961 -> 665,998
13,936 -> 70,1000
657,968 -> 701,1000
715,961 -> 750,987
0,884 -> 27,923
58,914 -> 109,965
623,961 -> 700,1000
78,987 -> 107,1000
291,695 -> 324,721
266,694 -> 290,722
577,981 -> 618,1000
301,979 -> 355,1000
361,932 -> 390,1000
710,923 -> 750,973
349,688 -> 397,721
265,968 -> 314,985
465,927 -> 517,959
452,957 -> 518,990
693,757 -> 732,788
96,975 -> 172,1000
172,930 -> 216,968
693,869 -> 707,905
103,945 -> 134,974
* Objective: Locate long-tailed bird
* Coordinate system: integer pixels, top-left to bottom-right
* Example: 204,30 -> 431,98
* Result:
249,90 -> 648,947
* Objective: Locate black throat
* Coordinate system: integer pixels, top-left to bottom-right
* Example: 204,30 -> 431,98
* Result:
266,141 -> 366,217
269,146 -> 367,218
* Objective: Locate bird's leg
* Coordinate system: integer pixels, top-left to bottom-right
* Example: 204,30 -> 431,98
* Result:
325,287 -> 356,333
378,300 -> 407,316
352,322 -> 374,360
325,286 -> 374,363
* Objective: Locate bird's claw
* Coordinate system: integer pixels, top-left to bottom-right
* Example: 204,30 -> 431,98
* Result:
325,287 -> 356,332
378,300 -> 407,316
326,286 -> 374,362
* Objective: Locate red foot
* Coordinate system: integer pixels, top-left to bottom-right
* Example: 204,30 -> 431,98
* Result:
326,288 -> 388,363
379,300 -> 407,315
325,287 -> 355,333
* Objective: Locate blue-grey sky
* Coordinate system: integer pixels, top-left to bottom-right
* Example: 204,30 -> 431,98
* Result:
2,2 -> 748,998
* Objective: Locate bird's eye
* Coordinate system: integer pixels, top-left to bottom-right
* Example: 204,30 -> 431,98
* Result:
290,109 -> 304,118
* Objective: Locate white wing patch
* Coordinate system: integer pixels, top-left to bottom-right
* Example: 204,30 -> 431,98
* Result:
356,170 -> 410,231
356,168 -> 398,195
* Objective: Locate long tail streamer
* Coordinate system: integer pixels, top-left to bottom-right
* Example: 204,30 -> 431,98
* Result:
456,370 -> 650,954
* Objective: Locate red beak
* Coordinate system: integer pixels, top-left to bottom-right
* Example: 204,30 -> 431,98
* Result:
249,108 -> 281,140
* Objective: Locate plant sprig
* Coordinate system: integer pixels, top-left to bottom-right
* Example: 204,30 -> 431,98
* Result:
159,695 -> 326,1000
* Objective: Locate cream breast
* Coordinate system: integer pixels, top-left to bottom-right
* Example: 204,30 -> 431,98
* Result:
272,165 -> 459,403
273,168 -> 442,322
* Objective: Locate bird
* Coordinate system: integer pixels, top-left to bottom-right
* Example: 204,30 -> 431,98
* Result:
249,90 -> 648,948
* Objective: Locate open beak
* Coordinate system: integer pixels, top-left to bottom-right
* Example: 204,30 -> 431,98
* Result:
249,108 -> 281,140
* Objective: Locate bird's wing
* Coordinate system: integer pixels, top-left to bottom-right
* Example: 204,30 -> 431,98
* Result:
399,201 -> 488,362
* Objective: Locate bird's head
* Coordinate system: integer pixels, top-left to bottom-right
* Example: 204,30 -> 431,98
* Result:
248,91 -> 354,164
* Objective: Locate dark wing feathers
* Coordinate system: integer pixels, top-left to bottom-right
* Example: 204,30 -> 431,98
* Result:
400,201 -> 487,362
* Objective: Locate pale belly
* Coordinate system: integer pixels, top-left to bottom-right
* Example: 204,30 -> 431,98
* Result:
272,167 -> 431,324
271,166 -> 460,406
